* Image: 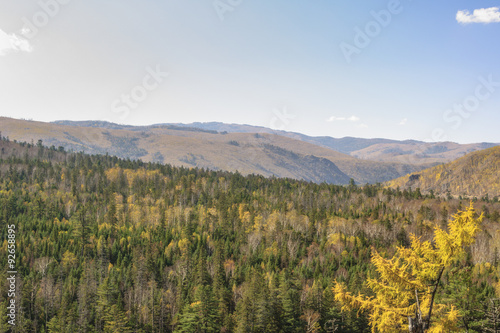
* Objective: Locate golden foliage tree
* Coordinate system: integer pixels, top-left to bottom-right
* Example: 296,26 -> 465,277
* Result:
333,203 -> 483,333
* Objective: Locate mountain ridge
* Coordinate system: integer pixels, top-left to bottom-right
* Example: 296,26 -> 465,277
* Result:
2,117 -> 498,187
52,120 -> 497,165
386,145 -> 500,198
1,117 -> 435,184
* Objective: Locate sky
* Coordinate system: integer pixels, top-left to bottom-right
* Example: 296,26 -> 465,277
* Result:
0,0 -> 499,144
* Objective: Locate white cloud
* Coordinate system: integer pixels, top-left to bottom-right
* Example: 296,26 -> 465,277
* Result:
0,29 -> 33,56
399,118 -> 408,125
456,7 -> 500,24
326,115 -> 360,122
358,123 -> 368,128
326,116 -> 344,122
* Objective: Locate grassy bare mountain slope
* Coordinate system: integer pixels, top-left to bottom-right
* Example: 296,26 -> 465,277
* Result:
2,117 -> 430,184
387,145 -> 500,198
165,122 -> 497,164
153,122 -> 411,154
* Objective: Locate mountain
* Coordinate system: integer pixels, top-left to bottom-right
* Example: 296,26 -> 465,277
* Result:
146,122 -> 498,164
1,117 -> 434,184
386,145 -> 500,198
350,141 -> 498,164
150,121 -> 417,154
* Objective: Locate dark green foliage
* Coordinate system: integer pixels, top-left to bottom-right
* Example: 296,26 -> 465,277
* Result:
0,139 -> 498,332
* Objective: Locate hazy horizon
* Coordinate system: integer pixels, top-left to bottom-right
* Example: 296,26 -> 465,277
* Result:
3,115 -> 499,145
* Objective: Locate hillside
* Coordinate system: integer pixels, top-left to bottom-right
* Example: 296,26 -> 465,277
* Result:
1,137 -> 499,332
386,145 -> 500,198
1,117 -> 432,184
157,122 -> 497,164
351,141 -> 497,164
149,122 -> 417,154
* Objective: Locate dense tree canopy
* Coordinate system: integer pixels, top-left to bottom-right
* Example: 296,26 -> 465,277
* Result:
0,138 -> 499,332
334,204 -> 483,332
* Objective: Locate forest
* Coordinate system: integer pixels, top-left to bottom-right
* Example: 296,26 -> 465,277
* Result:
1,137 -> 500,332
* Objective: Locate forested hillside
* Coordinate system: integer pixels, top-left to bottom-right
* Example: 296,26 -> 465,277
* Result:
0,117 -> 433,185
388,145 -> 500,198
1,137 -> 500,332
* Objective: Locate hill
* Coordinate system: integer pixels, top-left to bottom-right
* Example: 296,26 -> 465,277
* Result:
350,141 -> 497,164
386,145 -> 500,198
1,117 -> 433,184
0,136 -> 499,332
158,121 -> 497,164
148,121 -> 417,154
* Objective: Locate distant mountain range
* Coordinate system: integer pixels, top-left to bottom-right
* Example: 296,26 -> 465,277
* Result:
1,117 -> 497,186
387,145 -> 500,198
51,121 -> 498,163
155,122 -> 497,164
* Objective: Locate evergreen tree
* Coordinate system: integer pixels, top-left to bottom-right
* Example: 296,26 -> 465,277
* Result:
176,286 -> 219,333
279,272 -> 304,333
103,304 -> 132,333
0,302 -> 11,333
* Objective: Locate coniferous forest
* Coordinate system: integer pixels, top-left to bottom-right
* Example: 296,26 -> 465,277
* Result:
1,137 -> 500,332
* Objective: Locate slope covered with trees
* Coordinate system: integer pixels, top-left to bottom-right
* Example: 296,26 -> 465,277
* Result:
387,145 -> 500,199
0,117 -> 433,184
1,138 -> 500,332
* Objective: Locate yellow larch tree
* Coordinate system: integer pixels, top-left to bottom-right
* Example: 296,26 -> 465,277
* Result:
333,203 -> 483,333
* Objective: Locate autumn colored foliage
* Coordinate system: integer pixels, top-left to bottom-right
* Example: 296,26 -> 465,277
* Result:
334,204 -> 483,332
0,138 -> 499,332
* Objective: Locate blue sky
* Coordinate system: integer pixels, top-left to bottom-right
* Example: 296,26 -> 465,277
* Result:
0,0 -> 499,143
